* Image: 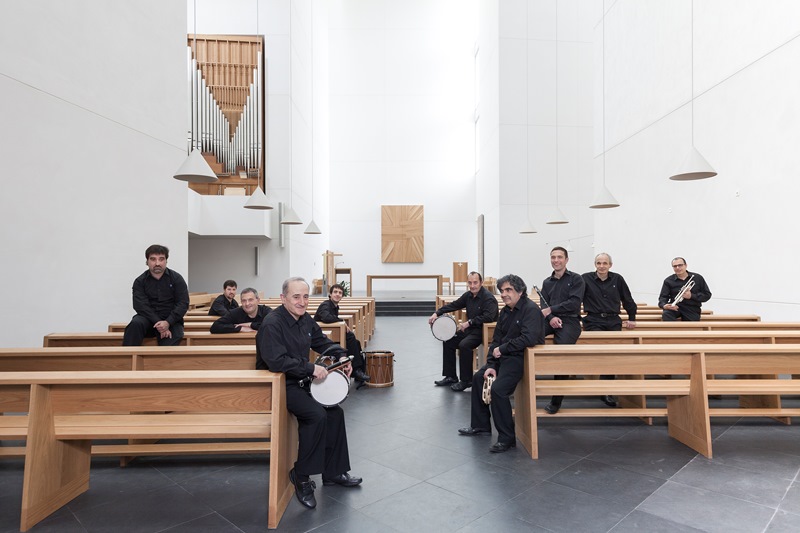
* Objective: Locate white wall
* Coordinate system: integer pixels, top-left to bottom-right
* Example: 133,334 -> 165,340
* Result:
596,0 -> 800,319
496,0 -> 598,291
0,0 -> 187,347
326,0 -> 478,291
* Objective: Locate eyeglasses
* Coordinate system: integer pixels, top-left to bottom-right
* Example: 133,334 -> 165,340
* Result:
672,264 -> 686,268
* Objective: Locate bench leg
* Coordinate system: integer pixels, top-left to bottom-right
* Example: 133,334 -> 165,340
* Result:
666,354 -> 712,458
737,374 -> 790,425
618,375 -> 652,425
268,387 -> 299,529
514,362 -> 538,459
21,384 -> 91,532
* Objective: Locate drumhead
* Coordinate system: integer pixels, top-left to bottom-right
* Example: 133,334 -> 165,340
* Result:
431,314 -> 457,341
310,369 -> 351,407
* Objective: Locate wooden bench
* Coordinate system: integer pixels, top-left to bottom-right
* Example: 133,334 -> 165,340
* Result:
514,344 -> 800,461
1,370 -> 296,531
105,321 -> 347,347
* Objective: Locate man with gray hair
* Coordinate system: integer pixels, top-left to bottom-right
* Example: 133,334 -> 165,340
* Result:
256,277 -> 362,510
209,287 -> 271,333
458,274 -> 544,453
582,253 -> 637,407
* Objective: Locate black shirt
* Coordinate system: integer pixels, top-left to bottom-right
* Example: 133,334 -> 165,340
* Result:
314,299 -> 342,323
436,287 -> 499,330
581,271 -> 637,320
541,270 -> 584,318
256,305 -> 347,380
210,305 -> 272,333
658,271 -> 711,312
131,268 -> 189,325
487,294 -> 545,368
208,294 -> 239,317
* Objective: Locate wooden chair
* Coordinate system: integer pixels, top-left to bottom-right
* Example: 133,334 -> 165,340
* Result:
452,262 -> 468,293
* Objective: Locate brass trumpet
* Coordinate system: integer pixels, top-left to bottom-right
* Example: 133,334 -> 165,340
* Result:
482,374 -> 495,405
671,275 -> 695,305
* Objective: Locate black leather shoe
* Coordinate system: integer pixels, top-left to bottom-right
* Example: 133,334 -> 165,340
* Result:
544,402 -> 561,415
322,472 -> 363,487
489,441 -> 516,453
458,426 -> 491,436
354,369 -> 370,382
289,468 -> 317,509
451,381 -> 471,392
601,395 -> 618,407
435,377 -> 458,386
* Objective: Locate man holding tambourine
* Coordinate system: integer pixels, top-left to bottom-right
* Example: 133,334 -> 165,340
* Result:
429,271 -> 498,391
257,277 -> 362,511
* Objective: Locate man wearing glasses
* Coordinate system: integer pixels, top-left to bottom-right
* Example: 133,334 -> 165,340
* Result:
658,257 -> 712,321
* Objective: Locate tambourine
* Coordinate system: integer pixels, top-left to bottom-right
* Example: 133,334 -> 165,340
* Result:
482,374 -> 494,405
310,369 -> 351,407
431,314 -> 457,341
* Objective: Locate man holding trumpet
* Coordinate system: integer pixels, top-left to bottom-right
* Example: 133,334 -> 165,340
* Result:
658,257 -> 712,321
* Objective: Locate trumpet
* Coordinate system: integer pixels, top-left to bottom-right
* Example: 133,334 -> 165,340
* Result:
671,275 -> 695,305
482,374 -> 495,405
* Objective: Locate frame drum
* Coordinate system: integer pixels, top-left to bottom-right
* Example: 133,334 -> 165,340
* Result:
310,369 -> 351,407
365,351 -> 394,388
431,314 -> 457,341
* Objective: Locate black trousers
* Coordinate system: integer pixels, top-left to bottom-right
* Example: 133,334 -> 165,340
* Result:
345,331 -> 366,370
442,328 -> 482,382
286,382 -> 350,478
545,316 -> 581,407
662,307 -> 701,322
122,314 -> 183,346
470,356 -> 523,445
582,315 -> 622,380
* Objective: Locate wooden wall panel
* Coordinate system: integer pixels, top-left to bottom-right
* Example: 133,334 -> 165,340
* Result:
381,205 -> 424,263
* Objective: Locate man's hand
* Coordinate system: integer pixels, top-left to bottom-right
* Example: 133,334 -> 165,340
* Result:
541,307 -> 551,318
159,329 -> 172,339
339,356 -> 352,378
682,289 -> 692,300
492,347 -> 502,359
154,320 -> 170,333
549,316 -> 563,329
485,368 -> 497,379
236,323 -> 254,332
312,364 -> 328,380
428,312 -> 438,325
664,304 -> 679,311
458,320 -> 470,332
625,320 -> 637,330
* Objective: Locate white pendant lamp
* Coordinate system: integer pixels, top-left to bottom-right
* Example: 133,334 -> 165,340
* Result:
669,0 -> 716,181
281,0 -> 302,226
590,16 -> 620,209
304,219 -> 321,234
519,18 -> 537,235
304,2 -> 321,235
547,206 -> 569,225
244,7 -> 273,210
174,0 -> 218,184
546,12 -> 568,225
280,202 -> 303,225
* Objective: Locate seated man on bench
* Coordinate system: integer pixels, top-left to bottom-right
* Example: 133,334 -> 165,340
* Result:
208,279 -> 239,316
122,244 -> 189,346
210,287 -> 271,333
257,276 -> 363,510
458,274 -> 544,453
314,283 -> 370,384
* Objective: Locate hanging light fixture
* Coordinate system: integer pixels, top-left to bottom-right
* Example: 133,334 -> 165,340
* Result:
590,12 -> 620,209
305,2 -> 321,235
281,0 -> 302,226
174,0 -> 218,183
244,0 -> 273,209
669,0 -> 716,181
547,11 -> 569,225
519,15 -> 537,235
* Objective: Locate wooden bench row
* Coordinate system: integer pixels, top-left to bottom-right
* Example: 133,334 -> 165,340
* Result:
1,370 -> 296,531
513,344 -> 800,461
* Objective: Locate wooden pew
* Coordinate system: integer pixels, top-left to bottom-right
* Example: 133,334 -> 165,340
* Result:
1,370 -> 296,531
514,344 -> 800,461
45,329 -> 341,348
105,321 -> 347,348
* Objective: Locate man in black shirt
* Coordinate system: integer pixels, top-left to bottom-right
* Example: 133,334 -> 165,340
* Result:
122,244 -> 189,346
210,287 -> 270,333
658,257 -> 712,321
208,279 -> 239,316
458,274 -> 544,453
429,272 -> 499,391
314,284 -> 369,383
541,246 -> 585,414
581,252 -> 637,407
257,277 -> 361,510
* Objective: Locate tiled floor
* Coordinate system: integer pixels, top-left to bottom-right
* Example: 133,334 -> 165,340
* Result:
2,316 -> 800,532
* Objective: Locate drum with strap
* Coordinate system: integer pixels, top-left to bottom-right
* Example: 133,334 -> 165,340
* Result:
310,370 -> 351,407
431,314 -> 457,341
364,351 -> 394,388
